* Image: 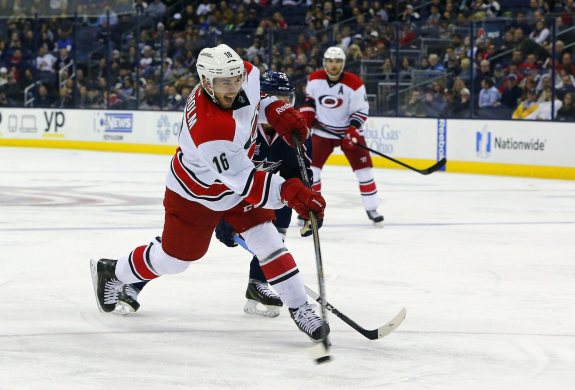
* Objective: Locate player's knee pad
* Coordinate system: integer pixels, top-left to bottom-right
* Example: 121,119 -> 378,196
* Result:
242,221 -> 286,261
150,240 -> 191,275
353,167 -> 374,181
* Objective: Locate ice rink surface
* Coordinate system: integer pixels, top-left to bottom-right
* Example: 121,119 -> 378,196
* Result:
1,146 -> 574,390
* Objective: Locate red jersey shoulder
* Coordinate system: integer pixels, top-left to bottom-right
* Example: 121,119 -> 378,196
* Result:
244,60 -> 254,75
188,89 -> 236,146
309,69 -> 327,81
341,72 -> 364,90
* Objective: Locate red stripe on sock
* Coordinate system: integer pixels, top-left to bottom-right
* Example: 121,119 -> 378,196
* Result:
132,245 -> 158,280
359,182 -> 377,194
312,182 -> 321,192
261,252 -> 297,280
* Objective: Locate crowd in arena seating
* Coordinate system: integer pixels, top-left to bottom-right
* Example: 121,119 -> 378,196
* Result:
0,0 -> 574,121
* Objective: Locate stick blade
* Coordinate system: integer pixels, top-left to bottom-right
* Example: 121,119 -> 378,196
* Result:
421,158 -> 447,175
376,307 -> 407,339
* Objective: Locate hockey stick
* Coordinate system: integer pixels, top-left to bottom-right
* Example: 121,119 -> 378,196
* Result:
305,287 -> 406,340
315,125 -> 446,175
292,135 -> 331,363
233,235 -> 406,341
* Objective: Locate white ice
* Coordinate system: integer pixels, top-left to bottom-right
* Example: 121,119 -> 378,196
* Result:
1,146 -> 574,390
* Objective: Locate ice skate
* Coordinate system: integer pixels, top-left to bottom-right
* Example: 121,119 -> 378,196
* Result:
289,302 -> 330,342
90,258 -> 124,313
244,279 -> 283,318
114,284 -> 142,315
296,214 -> 305,227
366,209 -> 384,227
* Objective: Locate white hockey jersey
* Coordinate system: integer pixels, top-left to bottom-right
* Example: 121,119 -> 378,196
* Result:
304,69 -> 369,139
165,61 -> 285,211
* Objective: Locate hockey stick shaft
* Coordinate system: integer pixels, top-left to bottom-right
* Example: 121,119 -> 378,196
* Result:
292,135 -> 330,352
315,125 -> 446,175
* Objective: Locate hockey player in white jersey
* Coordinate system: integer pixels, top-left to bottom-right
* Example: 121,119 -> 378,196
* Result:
90,44 -> 330,343
300,46 -> 384,225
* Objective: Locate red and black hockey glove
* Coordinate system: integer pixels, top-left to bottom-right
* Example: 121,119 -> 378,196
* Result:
266,100 -> 310,147
299,105 -> 316,128
341,126 -> 364,151
280,178 -> 325,220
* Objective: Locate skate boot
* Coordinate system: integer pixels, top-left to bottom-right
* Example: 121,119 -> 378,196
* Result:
114,284 -> 142,315
366,209 -> 384,227
296,214 -> 305,227
300,218 -> 323,237
244,279 -> 283,318
289,302 -> 330,342
90,258 -> 124,313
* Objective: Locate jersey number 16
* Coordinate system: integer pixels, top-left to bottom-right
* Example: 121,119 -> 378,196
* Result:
213,153 -> 229,173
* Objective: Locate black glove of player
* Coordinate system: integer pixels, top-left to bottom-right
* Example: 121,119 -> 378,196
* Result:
300,218 -> 323,237
215,220 -> 238,247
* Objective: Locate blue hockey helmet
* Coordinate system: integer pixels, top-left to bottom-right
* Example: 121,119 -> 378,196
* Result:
260,71 -> 295,104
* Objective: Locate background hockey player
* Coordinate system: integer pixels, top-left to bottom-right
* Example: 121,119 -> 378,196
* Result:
300,46 -> 384,226
90,44 -> 330,342
215,70 -> 320,318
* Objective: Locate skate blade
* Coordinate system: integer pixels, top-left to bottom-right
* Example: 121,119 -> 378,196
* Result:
372,220 -> 384,228
113,301 -> 136,316
244,299 -> 280,318
90,258 -> 106,314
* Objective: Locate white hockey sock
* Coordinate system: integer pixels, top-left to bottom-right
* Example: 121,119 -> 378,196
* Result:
354,167 -> 380,211
115,237 -> 190,284
242,223 -> 307,309
311,166 -> 322,192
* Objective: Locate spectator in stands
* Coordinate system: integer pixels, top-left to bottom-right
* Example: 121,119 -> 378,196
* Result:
479,78 -> 501,108
148,0 -> 167,22
451,87 -> 471,117
401,4 -> 420,24
529,20 -> 550,45
35,83 -> 53,108
402,89 -> 428,117
536,74 -> 553,102
348,43 -> 363,61
399,22 -> 417,46
510,12 -> 532,35
428,53 -> 445,72
2,68 -> 20,106
54,48 -> 72,74
557,92 -> 575,120
561,0 -> 575,27
380,58 -> 394,80
526,0 -> 544,23
35,46 -> 56,84
512,88 -> 539,119
0,66 -> 8,88
482,0 -> 500,18
500,74 -> 523,109
557,74 -> 575,99
558,52 -> 575,76
473,59 -> 492,93
526,92 -> 562,120
57,86 -> 73,108
424,84 -> 446,116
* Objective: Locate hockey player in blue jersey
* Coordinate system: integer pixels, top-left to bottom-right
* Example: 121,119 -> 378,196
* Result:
114,71 -> 320,319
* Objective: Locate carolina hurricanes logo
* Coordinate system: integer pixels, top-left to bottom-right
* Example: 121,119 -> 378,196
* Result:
318,95 -> 344,109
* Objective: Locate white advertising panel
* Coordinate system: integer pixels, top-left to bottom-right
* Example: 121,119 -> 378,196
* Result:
0,108 -> 182,146
352,116 -> 438,159
448,119 -> 575,167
